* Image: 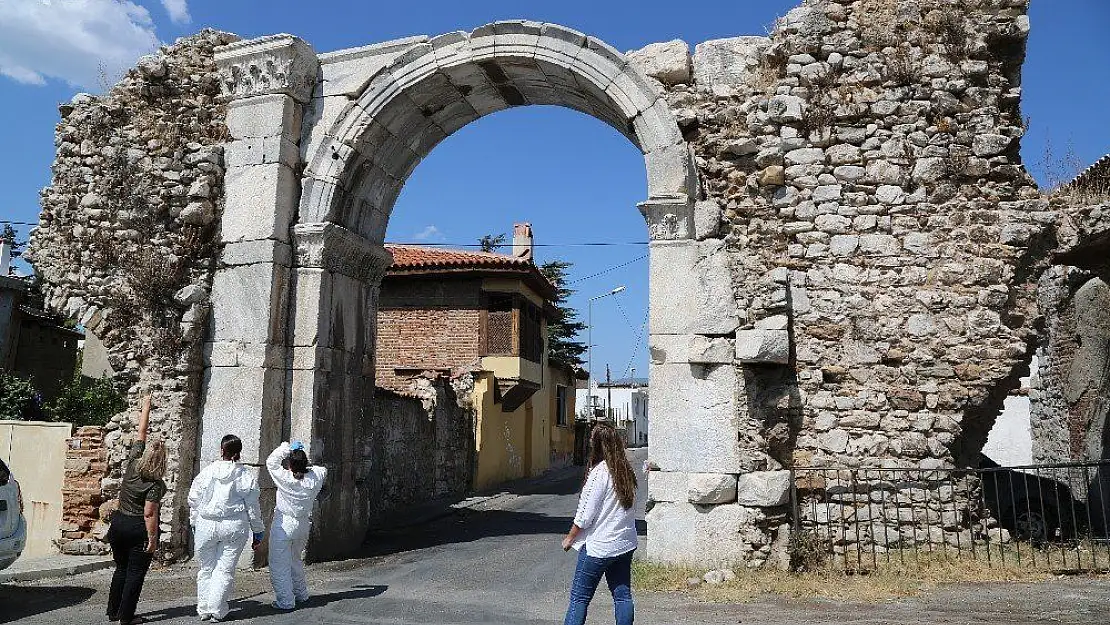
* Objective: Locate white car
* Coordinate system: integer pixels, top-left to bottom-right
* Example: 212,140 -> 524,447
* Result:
0,457 -> 26,571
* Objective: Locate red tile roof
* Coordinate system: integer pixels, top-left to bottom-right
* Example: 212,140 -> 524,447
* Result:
384,244 -> 556,299
385,245 -> 533,270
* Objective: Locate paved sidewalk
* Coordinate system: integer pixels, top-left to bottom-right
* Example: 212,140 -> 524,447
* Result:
0,554 -> 113,583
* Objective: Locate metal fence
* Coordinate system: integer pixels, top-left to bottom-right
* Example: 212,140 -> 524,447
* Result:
790,461 -> 1110,572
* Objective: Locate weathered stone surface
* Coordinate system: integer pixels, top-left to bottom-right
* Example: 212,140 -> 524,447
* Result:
649,362 -> 740,473
649,240 -> 740,335
628,40 -> 691,85
735,330 -> 790,364
688,473 -> 738,505
735,470 -> 791,507
694,199 -> 723,240
687,335 -> 733,364
691,36 -> 770,87
648,470 -> 688,503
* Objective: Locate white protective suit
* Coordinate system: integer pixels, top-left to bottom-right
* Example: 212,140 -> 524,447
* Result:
266,442 -> 328,610
187,460 -> 264,620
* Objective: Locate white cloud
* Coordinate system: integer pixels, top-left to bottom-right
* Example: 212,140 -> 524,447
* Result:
0,0 -> 160,90
160,0 -> 190,24
413,225 -> 445,242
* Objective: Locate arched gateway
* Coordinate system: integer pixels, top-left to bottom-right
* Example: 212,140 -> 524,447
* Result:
207,23 -> 736,560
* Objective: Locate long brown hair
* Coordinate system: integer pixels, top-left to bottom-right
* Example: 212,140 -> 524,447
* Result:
585,423 -> 637,510
136,440 -> 166,481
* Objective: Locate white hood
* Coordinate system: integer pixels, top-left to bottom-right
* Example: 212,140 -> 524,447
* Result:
188,460 -> 264,533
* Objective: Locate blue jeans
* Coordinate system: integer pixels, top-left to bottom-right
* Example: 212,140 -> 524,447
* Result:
564,547 -> 635,625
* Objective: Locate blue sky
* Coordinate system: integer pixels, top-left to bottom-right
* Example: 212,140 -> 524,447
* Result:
1,0 -> 1108,383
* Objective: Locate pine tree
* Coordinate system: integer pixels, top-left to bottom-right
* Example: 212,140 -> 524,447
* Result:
478,233 -> 506,252
1,224 -> 23,262
539,260 -> 587,367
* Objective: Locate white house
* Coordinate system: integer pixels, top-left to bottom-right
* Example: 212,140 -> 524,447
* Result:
576,379 -> 649,447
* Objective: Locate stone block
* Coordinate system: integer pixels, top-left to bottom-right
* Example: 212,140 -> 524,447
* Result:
688,473 -> 738,505
649,362 -> 741,473
735,330 -> 789,364
735,470 -> 791,507
645,142 -> 695,199
694,199 -> 722,240
649,240 -> 741,336
210,263 -> 288,344
290,268 -> 331,347
645,502 -> 757,566
226,93 -> 300,139
199,365 -> 286,464
222,163 -> 298,243
221,239 -> 292,267
225,135 -> 299,169
687,335 -> 733,364
627,40 -> 691,86
691,36 -> 770,88
648,471 -> 688,503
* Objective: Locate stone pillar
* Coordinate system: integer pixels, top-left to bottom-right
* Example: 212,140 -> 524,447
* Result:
203,35 -> 318,473
289,222 -> 393,560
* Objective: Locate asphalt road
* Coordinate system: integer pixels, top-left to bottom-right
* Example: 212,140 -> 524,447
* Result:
3,447 -> 1110,624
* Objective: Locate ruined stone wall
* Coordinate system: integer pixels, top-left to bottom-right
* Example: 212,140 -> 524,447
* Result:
1029,267 -> 1110,464
635,0 -> 1052,565
365,381 -> 476,528
27,30 -> 238,558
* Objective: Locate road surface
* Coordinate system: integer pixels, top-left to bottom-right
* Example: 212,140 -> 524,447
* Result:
3,447 -> 1109,624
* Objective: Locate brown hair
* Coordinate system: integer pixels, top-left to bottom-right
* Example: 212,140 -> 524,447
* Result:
586,423 -> 637,510
136,439 -> 167,481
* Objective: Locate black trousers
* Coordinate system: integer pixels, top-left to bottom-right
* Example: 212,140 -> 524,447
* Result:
107,513 -> 153,622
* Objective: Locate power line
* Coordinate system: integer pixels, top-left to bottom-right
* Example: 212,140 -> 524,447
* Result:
569,254 -> 648,284
389,241 -> 649,248
0,220 -> 37,226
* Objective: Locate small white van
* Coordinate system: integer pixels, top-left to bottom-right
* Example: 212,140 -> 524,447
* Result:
0,457 -> 27,571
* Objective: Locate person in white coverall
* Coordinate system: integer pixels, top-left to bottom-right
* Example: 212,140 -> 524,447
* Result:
187,434 -> 265,622
266,441 -> 327,611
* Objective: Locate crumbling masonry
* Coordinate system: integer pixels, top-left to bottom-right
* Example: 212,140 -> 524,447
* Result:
27,0 -> 1110,565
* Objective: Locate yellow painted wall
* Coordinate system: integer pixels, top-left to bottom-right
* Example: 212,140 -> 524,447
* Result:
472,364 -> 577,490
0,420 -> 71,557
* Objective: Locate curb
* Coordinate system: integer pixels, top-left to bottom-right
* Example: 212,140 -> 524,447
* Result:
0,557 -> 114,584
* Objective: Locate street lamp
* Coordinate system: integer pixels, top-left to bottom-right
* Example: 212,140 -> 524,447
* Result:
588,285 -> 625,421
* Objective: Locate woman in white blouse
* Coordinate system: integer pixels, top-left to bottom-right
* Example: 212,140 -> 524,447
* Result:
560,423 -> 639,625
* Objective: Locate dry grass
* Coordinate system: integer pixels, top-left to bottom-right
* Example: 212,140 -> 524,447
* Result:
633,550 -> 1109,603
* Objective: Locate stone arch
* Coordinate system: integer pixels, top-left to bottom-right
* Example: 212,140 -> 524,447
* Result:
200,23 -> 740,560
297,21 -> 694,241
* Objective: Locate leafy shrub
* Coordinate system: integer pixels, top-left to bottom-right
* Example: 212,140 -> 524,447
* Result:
43,373 -> 127,427
0,371 -> 41,421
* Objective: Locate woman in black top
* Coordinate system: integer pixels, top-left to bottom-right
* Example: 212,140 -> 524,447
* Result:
106,394 -> 166,625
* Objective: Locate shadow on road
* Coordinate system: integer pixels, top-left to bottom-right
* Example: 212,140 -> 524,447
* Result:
0,584 -> 97,623
139,585 -> 389,623
360,508 -> 576,557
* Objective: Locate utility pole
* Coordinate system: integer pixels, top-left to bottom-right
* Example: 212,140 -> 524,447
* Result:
606,363 -> 612,422
587,285 -> 625,422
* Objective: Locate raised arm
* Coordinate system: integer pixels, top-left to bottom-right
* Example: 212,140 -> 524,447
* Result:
266,442 -> 294,486
137,394 -> 152,442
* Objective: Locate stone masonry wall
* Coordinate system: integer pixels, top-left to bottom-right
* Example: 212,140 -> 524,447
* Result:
27,30 -> 238,559
633,0 -> 1055,566
1029,267 -> 1110,464
367,381 -> 476,528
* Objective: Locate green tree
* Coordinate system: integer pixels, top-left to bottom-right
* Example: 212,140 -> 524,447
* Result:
539,260 -> 587,367
0,371 -> 39,420
44,373 -> 127,428
478,233 -> 506,253
1,224 -> 24,267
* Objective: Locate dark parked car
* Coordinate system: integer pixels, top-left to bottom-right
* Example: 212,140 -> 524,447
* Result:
978,455 -> 1088,544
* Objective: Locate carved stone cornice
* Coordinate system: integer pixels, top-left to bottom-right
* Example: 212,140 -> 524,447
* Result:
215,34 -> 319,104
292,222 -> 394,283
638,195 -> 693,241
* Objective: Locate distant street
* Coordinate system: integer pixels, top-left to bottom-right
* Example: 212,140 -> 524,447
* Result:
3,447 -> 1110,624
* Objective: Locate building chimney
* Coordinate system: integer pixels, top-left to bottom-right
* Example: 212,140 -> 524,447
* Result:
0,241 -> 10,276
512,222 -> 533,262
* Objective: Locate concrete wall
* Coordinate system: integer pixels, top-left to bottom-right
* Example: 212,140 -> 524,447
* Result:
0,421 -> 71,558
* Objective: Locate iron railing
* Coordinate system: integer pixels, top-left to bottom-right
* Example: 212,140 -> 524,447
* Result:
790,461 -> 1110,572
